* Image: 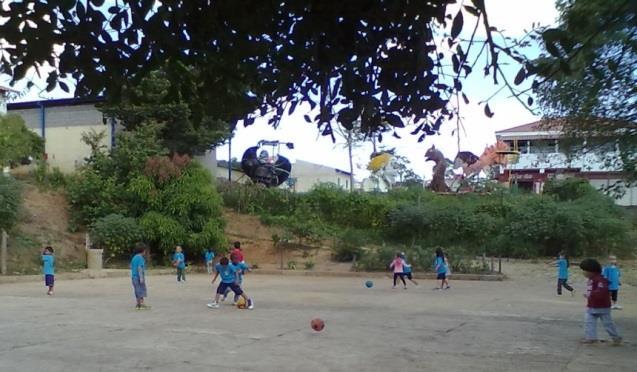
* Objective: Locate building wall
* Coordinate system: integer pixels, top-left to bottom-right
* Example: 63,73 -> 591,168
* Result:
286,160 -> 351,192
588,179 -> 637,207
9,104 -> 112,172
193,149 -> 217,178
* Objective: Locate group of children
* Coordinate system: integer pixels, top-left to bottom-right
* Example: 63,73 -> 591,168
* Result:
130,240 -> 254,310
41,243 -> 625,343
389,247 -> 450,290
550,252 -> 623,344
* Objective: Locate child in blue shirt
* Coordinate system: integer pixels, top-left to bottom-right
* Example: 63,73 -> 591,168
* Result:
172,245 -> 186,282
204,248 -> 215,274
399,252 -> 418,286
550,251 -> 574,296
602,255 -> 622,310
208,256 -> 254,309
223,252 -> 251,303
434,248 -> 450,290
42,246 -> 55,295
131,243 -> 150,310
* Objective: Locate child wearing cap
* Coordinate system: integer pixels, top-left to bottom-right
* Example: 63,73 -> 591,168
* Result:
579,258 -> 621,345
602,255 -> 622,310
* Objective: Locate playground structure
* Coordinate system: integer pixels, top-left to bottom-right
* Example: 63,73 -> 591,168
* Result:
240,140 -> 294,187
363,150 -> 400,192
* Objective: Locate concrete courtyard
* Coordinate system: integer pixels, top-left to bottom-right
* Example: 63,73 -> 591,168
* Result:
0,270 -> 635,372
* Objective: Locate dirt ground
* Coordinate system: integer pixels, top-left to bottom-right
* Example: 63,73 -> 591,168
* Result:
0,262 -> 635,372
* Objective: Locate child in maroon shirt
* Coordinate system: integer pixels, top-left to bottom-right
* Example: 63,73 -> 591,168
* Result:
579,258 -> 621,344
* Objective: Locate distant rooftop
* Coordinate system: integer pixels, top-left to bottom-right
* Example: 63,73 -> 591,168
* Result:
7,96 -> 104,110
495,119 -> 564,135
0,84 -> 19,93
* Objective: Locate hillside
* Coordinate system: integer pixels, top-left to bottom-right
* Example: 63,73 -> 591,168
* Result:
6,182 -> 341,273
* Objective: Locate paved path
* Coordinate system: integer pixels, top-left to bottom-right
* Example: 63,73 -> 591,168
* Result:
0,272 -> 635,371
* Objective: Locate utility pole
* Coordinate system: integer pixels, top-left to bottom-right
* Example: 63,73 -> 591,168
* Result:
1,229 -> 7,275
228,137 -> 232,182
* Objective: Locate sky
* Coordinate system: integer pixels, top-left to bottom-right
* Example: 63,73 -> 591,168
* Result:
3,0 -> 559,181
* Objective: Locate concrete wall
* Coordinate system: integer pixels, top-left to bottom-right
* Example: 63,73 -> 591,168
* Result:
588,179 -> 637,207
9,104 -> 112,172
286,160 -> 351,192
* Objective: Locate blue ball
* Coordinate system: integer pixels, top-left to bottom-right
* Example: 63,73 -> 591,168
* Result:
365,280 -> 373,288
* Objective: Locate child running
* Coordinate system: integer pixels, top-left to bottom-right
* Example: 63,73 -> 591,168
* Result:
223,253 -> 251,303
172,245 -> 186,282
434,248 -> 450,290
42,246 -> 55,295
602,255 -> 622,310
579,258 -> 621,345
204,248 -> 215,275
208,256 -> 254,309
550,251 -> 575,296
389,253 -> 407,289
131,243 -> 150,310
400,252 -> 418,286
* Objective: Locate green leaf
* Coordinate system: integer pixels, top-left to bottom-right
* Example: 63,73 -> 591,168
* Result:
451,10 -> 464,39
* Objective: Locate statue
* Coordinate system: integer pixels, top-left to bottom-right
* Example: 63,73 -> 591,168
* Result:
425,145 -> 450,192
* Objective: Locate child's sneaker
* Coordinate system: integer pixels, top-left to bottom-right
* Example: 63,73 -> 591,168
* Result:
444,286 -> 451,290
570,289 -> 576,297
612,337 -> 623,346
47,290 -> 53,296
579,338 -> 597,345
247,299 -> 254,310
611,304 -> 623,310
136,304 -> 151,310
207,302 -> 220,309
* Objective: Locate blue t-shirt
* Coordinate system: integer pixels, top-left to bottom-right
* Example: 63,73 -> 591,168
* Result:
233,262 -> 249,281
173,252 -> 186,269
131,254 -> 145,279
402,259 -> 412,273
205,251 -> 215,263
602,265 -> 621,290
557,258 -> 569,279
215,263 -> 239,283
42,255 -> 55,275
434,257 -> 447,274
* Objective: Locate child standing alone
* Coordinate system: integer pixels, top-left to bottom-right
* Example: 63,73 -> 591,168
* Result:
172,245 -> 186,282
389,253 -> 407,289
602,255 -> 622,310
579,258 -> 621,345
204,248 -> 215,275
42,246 -> 55,295
131,243 -> 150,310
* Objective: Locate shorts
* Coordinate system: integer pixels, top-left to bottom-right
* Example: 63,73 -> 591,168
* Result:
45,274 -> 54,287
217,282 -> 243,296
610,289 -> 618,302
436,273 -> 447,280
404,272 -> 413,280
132,277 -> 147,299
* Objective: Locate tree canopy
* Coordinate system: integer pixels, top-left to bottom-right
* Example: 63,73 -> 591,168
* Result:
533,0 -> 637,182
0,0 -> 508,144
0,114 -> 44,168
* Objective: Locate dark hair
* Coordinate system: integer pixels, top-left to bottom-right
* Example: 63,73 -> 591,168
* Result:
44,246 -> 54,253
133,242 -> 147,255
579,258 -> 602,274
233,241 -> 241,249
435,247 -> 445,258
220,256 -> 229,265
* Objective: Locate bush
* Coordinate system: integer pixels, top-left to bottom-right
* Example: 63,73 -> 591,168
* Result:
90,214 -> 142,258
331,229 -> 370,262
30,161 -> 67,189
303,259 -> 315,270
0,174 -> 21,230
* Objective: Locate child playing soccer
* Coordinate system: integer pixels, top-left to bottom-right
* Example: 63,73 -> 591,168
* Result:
389,253 -> 407,289
131,243 -> 150,310
204,248 -> 215,275
550,251 -> 575,296
208,257 -> 254,309
223,253 -> 251,303
579,258 -> 621,345
399,252 -> 418,286
42,246 -> 55,295
172,245 -> 186,282
602,255 -> 622,310
434,248 -> 450,290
